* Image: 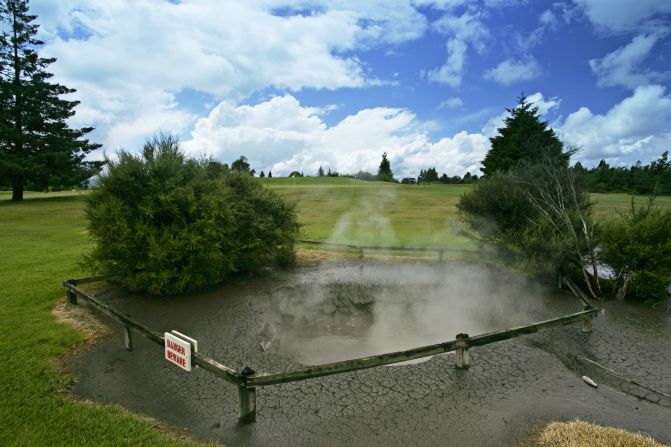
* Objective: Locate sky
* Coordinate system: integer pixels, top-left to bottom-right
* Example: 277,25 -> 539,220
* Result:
27,0 -> 671,178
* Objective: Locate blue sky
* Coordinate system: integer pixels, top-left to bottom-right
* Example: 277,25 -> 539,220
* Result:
29,0 -> 671,178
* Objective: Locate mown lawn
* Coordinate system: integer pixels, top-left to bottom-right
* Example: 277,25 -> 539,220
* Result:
0,192 -> 205,447
1,181 -> 670,446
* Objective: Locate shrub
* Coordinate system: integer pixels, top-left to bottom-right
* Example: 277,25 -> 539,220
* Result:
457,164 -> 599,294
84,135 -> 300,295
600,198 -> 671,300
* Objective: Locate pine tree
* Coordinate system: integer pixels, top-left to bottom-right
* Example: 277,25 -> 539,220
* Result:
318,165 -> 324,176
268,171 -> 272,178
0,0 -> 101,200
481,96 -> 567,177
377,152 -> 393,182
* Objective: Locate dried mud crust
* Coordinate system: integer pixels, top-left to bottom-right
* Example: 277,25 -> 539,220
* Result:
52,293 -> 114,376
66,263 -> 671,447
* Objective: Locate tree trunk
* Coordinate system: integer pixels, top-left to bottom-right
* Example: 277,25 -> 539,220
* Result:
11,177 -> 24,201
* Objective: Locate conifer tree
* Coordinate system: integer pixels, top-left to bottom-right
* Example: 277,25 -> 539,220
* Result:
481,96 -> 567,177
377,152 -> 394,181
0,0 -> 101,200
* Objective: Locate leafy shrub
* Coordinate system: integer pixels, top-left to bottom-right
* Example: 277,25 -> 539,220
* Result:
457,165 -> 599,293
84,136 -> 299,295
600,198 -> 671,300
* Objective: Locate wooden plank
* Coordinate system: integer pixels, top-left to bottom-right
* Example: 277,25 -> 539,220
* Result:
67,275 -> 114,286
469,308 -> 597,347
247,340 -> 460,387
63,280 -> 243,385
297,240 -> 479,256
193,352 -> 243,385
247,307 -> 597,387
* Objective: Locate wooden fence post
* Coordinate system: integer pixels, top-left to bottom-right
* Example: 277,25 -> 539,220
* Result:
238,367 -> 257,424
582,307 -> 593,333
455,333 -> 470,369
67,289 -> 77,305
358,247 -> 364,258
123,325 -> 133,351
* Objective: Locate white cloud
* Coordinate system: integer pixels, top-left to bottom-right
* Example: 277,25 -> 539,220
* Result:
589,33 -> 669,89
183,88 -> 671,179
183,94 -> 489,178
573,0 -> 671,32
439,97 -> 464,108
426,12 -> 489,87
559,85 -> 671,165
484,58 -> 542,85
30,0 -> 430,151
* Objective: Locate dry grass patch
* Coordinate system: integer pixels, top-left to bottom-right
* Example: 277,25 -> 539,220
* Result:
538,419 -> 668,447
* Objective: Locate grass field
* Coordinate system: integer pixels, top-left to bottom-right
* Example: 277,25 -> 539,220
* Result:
1,179 -> 670,446
0,192 -> 203,446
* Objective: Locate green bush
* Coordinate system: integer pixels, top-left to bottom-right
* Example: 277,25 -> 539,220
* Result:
457,165 -> 599,294
600,198 -> 671,300
84,136 -> 299,295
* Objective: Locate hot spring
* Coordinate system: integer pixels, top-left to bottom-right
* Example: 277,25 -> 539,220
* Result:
258,262 -> 558,365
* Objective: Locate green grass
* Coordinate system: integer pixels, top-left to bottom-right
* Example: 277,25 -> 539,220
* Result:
591,192 -> 671,219
264,178 -> 475,249
0,194 -> 205,447
1,179 -> 670,446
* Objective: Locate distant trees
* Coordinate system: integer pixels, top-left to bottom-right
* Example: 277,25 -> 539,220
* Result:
84,136 -> 299,295
416,168 -> 478,185
0,0 -> 102,200
317,166 -> 324,177
259,171 -> 265,178
377,152 -> 394,182
481,96 -> 569,177
577,152 -> 671,195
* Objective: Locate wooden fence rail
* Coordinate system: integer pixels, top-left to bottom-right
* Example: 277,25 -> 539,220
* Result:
297,239 -> 479,260
63,271 -> 597,425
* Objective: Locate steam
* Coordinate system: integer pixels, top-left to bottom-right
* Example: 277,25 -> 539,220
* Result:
259,187 -> 556,366
327,187 -> 399,246
264,263 -> 552,365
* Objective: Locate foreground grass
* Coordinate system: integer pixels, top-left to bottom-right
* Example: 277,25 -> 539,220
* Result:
537,420 -> 669,447
0,194 -> 205,446
1,181 -> 669,446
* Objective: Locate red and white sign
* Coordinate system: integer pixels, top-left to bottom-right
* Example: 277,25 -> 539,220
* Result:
164,331 -> 197,371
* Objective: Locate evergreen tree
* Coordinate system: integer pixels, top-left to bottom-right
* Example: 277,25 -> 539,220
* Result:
318,165 -> 324,176
231,155 -> 251,173
268,170 -> 272,178
0,0 -> 101,200
377,152 -> 394,181
259,170 -> 265,178
481,96 -> 568,177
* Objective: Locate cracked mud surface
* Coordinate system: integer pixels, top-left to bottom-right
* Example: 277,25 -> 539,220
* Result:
69,261 -> 671,446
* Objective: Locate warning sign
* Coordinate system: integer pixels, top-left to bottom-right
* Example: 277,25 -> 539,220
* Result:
164,331 -> 197,371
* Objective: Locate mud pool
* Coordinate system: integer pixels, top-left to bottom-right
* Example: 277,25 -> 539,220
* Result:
68,260 -> 671,446
262,263 -> 552,365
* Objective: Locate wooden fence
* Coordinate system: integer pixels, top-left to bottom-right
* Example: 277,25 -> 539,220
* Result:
297,239 -> 479,260
63,269 -> 597,425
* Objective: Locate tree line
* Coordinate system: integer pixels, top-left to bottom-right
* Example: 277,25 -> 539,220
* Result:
574,153 -> 671,195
